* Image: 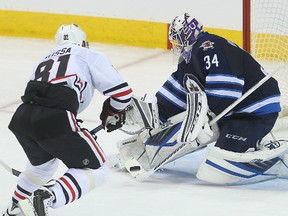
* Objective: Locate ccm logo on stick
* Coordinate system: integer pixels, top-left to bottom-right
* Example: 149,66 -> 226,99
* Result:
225,134 -> 247,141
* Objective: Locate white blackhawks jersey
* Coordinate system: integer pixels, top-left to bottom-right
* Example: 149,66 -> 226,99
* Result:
28,44 -> 132,114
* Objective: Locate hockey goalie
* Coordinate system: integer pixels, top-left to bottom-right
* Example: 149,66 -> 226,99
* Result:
117,92 -> 288,184
114,13 -> 288,185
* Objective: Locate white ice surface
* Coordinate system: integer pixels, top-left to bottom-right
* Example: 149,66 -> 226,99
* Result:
1,37 -> 288,216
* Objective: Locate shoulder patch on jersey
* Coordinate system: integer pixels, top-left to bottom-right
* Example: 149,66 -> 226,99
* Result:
199,40 -> 215,51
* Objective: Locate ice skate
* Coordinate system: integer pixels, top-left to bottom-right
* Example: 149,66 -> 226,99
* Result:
18,187 -> 55,216
2,201 -> 22,216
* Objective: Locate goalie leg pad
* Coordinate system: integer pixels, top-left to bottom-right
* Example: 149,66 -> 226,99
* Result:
117,134 -> 151,172
197,142 -> 288,185
117,110 -> 209,180
23,158 -> 59,186
177,91 -> 208,146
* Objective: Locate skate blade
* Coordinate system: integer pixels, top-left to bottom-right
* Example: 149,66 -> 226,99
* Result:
18,199 -> 36,216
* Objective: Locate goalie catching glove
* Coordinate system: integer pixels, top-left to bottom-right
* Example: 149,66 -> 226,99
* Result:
100,98 -> 126,132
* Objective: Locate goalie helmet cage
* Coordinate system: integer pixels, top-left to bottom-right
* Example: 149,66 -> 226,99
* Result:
242,0 -> 288,117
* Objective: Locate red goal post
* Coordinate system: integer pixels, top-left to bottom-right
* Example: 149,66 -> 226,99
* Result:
242,0 -> 251,53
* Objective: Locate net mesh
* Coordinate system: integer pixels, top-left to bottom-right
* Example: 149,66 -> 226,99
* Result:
251,0 -> 288,117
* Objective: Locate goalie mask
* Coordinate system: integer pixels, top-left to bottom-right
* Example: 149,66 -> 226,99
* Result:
55,24 -> 89,48
169,13 -> 203,64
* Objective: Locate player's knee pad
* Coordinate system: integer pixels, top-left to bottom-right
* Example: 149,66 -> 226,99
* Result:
74,165 -> 108,192
89,164 -> 109,188
23,158 -> 59,186
197,142 -> 288,185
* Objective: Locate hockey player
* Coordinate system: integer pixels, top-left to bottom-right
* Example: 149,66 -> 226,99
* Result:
3,24 -> 132,216
117,13 -> 288,184
159,13 -> 281,151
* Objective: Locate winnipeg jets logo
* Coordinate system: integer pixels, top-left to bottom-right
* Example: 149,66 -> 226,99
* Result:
185,77 -> 201,92
200,40 -> 214,51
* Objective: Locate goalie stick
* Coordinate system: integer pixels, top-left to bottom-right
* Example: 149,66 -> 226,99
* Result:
0,124 -> 103,177
129,64 -> 285,181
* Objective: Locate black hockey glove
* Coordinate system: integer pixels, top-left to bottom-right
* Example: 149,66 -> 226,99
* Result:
100,98 -> 126,132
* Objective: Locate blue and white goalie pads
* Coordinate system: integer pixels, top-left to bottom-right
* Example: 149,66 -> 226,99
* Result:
197,114 -> 288,185
178,91 -> 208,144
116,91 -> 220,180
117,111 -> 191,178
197,141 -> 288,185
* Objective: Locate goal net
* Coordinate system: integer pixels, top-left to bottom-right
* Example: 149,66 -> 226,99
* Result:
243,0 -> 288,117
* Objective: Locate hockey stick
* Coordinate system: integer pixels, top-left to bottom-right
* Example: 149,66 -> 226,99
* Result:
0,159 -> 21,177
0,124 -> 103,177
132,64 -> 284,181
90,124 -> 103,135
